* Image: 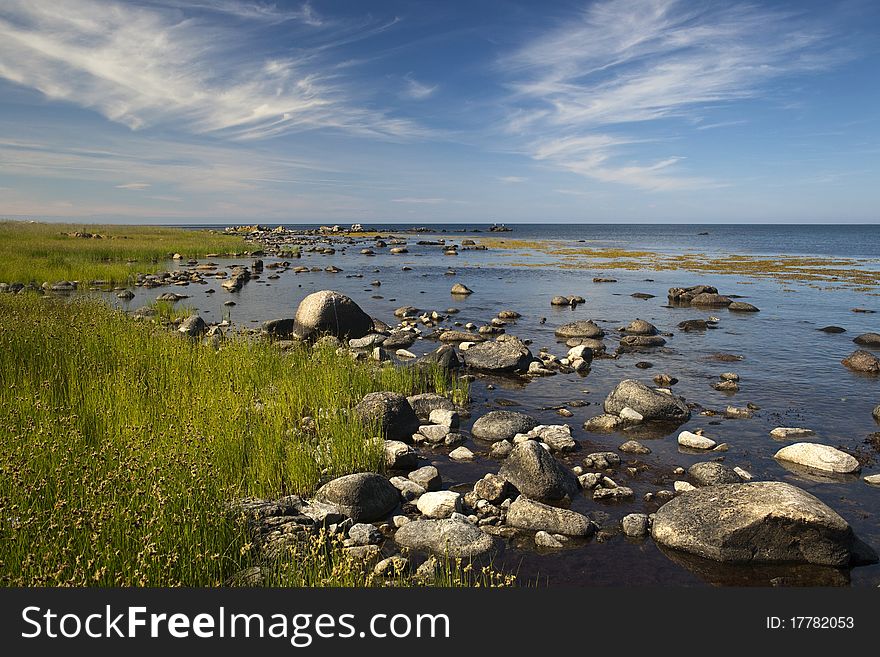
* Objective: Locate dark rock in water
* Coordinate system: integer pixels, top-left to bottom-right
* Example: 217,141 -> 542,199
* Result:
651,482 -> 870,567
853,332 -> 880,347
621,319 -> 658,335
406,393 -> 455,420
593,277 -> 616,283
263,318 -> 295,338
653,373 -> 678,386
420,345 -> 462,370
550,295 -> 572,306
690,293 -> 733,307
555,320 -> 604,339
450,283 -> 473,295
178,315 -> 207,336
462,336 -> 532,372
315,473 -> 399,522
842,349 -> 880,374
687,462 -> 742,486
472,410 -> 538,442
394,306 -> 419,318
678,319 -> 709,332
498,441 -> 579,501
506,496 -> 593,536
382,331 -> 416,349
293,290 -> 373,341
872,405 -> 880,421
818,326 -> 846,333
603,379 -> 690,422
393,518 -> 496,560
728,302 -> 759,312
852,308 -> 876,313
354,392 -> 420,442
631,292 -> 655,300
619,335 -> 666,350
497,310 -> 521,319
635,361 -> 653,369
668,285 -> 717,304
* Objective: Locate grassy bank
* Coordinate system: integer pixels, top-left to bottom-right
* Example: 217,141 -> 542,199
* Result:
0,295 -> 468,586
0,221 -> 253,285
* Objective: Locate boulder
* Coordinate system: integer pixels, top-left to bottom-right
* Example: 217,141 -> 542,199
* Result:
619,335 -> 666,350
621,319 -> 658,335
678,431 -> 717,450
853,332 -> 880,347
419,345 -> 463,370
394,518 -> 496,560
842,350 -> 880,373
506,496 -> 593,536
408,466 -> 442,492
354,392 -> 419,442
472,410 -> 538,442
774,443 -> 861,474
384,440 -> 418,471
555,320 -> 604,339
293,290 -> 373,341
678,319 -> 709,332
728,302 -> 760,312
262,317 -> 295,338
473,474 -> 512,504
498,441 -> 579,501
416,491 -> 461,519
603,379 -> 690,422
462,336 -> 532,372
668,285 -> 718,304
651,482 -> 862,566
450,283 -> 473,295
177,315 -> 207,337
314,473 -> 399,522
621,513 -> 650,537
687,461 -> 742,486
406,393 -> 455,420
690,293 -> 732,307
518,424 -> 577,453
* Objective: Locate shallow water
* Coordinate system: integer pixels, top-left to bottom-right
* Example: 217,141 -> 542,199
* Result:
104,225 -> 880,586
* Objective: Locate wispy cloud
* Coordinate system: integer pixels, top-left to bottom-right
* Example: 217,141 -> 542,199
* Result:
401,74 -> 438,100
115,182 -> 151,190
497,176 -> 527,183
503,0 -> 848,191
391,197 -> 465,204
0,0 -> 422,140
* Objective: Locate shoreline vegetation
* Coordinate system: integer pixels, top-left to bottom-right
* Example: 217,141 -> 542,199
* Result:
0,294 -> 491,587
475,237 -> 880,292
0,220 -> 253,285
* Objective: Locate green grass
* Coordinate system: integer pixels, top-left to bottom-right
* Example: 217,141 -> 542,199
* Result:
0,294 -> 471,587
0,220 -> 254,285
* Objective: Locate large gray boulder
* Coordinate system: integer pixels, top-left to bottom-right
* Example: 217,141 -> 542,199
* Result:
506,496 -> 593,536
462,336 -> 532,372
498,441 -> 579,501
555,320 -> 604,339
314,473 -> 399,522
651,481 -> 862,566
471,410 -> 538,442
394,518 -> 496,560
603,379 -> 690,422
354,392 -> 419,442
774,443 -> 861,474
293,290 -> 373,341
178,315 -> 207,337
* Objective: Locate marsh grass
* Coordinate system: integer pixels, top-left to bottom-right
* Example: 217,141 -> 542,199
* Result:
0,294 -> 469,586
0,220 -> 253,285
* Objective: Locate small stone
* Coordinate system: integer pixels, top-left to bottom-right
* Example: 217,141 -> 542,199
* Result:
418,424 -> 449,443
473,474 -> 511,505
619,440 -> 651,455
621,513 -> 650,537
678,430 -> 717,450
674,480 -> 697,493
449,446 -> 475,461
734,467 -> 753,481
416,491 -> 462,518
348,523 -> 383,546
534,531 -> 564,548
770,427 -> 815,440
619,407 -> 644,423
593,486 -> 634,501
429,409 -> 460,430
408,466 -> 442,492
392,515 -> 411,528
374,556 -> 409,577
864,474 -> 880,486
389,476 -> 426,501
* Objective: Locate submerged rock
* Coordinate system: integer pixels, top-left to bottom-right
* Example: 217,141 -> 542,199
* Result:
293,290 -> 372,341
770,427 -> 815,440
728,302 -> 760,312
621,319 -> 658,335
603,379 -> 690,422
853,332 -> 880,347
651,482 -> 865,566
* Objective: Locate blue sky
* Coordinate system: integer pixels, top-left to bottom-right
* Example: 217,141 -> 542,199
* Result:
0,0 -> 878,224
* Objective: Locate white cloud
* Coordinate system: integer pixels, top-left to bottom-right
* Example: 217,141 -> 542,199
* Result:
497,176 -> 527,183
0,0 -> 421,140
402,75 -> 438,100
504,0 -> 847,191
115,182 -> 152,190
